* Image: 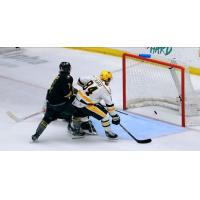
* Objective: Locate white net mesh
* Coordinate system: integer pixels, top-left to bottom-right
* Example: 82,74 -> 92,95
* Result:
124,55 -> 200,126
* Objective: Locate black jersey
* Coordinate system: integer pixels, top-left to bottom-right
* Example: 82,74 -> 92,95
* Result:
46,72 -> 73,105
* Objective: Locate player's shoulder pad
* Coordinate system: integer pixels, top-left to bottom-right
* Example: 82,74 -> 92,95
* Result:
66,75 -> 73,82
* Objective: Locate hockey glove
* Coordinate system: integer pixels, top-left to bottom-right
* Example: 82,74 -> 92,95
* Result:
112,114 -> 120,125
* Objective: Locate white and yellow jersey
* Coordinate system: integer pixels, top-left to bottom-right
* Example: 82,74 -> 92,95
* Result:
72,76 -> 116,115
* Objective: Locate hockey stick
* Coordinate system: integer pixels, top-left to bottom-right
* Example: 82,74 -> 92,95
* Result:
116,109 -> 129,115
92,106 -> 151,143
119,123 -> 152,144
7,110 -> 44,122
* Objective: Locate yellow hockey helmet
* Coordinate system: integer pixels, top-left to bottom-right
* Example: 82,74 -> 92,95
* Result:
100,70 -> 113,82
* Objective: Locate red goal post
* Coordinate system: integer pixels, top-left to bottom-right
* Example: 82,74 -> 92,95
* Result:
122,53 -> 186,127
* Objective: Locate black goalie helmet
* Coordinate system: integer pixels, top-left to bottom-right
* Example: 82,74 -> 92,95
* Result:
59,62 -> 71,73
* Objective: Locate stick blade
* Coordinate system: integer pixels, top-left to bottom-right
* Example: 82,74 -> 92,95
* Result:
136,138 -> 152,144
119,123 -> 152,144
6,111 -> 21,122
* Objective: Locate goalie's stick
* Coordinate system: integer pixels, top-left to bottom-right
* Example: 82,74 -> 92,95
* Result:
119,123 -> 152,144
7,110 -> 44,122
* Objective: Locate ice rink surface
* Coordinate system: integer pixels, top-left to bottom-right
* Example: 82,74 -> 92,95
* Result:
1,47 -> 200,151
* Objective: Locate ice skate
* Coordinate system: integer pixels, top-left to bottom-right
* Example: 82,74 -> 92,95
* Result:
68,118 -> 85,139
80,120 -> 97,135
31,133 -> 41,142
105,130 -> 118,140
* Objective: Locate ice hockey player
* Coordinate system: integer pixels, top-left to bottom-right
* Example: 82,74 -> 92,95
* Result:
31,62 -> 88,141
70,70 -> 120,139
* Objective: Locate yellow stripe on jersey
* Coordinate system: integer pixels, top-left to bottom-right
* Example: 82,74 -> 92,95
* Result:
86,105 -> 107,118
64,83 -> 73,98
102,121 -> 110,127
78,91 -> 95,104
107,105 -> 115,113
64,91 -> 72,98
41,120 -> 48,127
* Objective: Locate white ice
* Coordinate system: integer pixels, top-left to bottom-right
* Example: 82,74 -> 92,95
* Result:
1,47 -> 200,150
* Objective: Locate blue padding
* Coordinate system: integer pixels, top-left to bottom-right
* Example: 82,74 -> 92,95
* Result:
91,111 -> 186,140
139,54 -> 151,58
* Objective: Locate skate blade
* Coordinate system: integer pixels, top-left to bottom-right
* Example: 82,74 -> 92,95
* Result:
85,132 -> 98,136
107,137 -> 119,141
29,140 -> 39,144
72,135 -> 85,139
68,130 -> 85,139
80,129 -> 97,136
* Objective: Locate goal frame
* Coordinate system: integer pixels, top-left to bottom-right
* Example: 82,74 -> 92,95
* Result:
122,53 -> 186,127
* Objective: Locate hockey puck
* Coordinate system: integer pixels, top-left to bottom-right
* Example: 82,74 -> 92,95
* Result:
154,111 -> 157,115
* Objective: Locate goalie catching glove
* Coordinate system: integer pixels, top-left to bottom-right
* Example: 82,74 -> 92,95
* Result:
111,114 -> 120,125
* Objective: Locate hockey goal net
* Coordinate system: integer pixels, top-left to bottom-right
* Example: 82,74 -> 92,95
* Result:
122,53 -> 200,127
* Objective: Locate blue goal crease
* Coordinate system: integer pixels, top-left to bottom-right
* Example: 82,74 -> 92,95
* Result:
91,111 -> 186,140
